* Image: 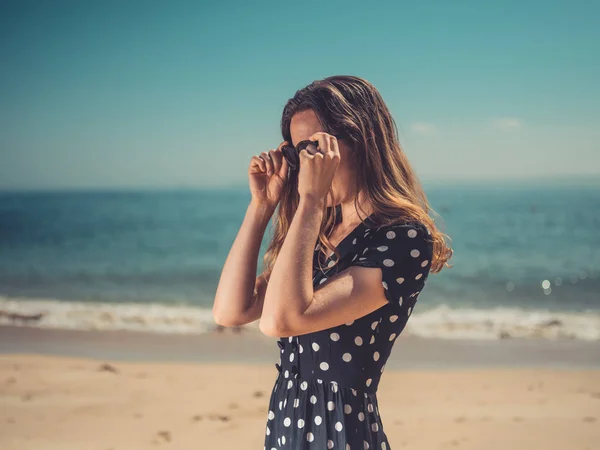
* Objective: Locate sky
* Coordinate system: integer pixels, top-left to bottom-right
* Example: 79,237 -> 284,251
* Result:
0,0 -> 599,190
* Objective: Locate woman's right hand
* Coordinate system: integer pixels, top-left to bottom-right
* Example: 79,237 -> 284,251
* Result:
248,141 -> 290,210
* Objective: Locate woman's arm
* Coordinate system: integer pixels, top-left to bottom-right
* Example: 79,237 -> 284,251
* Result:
260,196 -> 390,337
212,200 -> 274,327
258,197 -> 431,337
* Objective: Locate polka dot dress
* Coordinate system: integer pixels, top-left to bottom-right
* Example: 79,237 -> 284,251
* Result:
264,209 -> 433,450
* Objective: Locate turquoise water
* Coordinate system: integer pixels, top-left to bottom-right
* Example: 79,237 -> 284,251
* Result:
1,181 -> 599,338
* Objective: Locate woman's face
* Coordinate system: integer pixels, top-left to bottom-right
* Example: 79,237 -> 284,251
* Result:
289,109 -> 354,207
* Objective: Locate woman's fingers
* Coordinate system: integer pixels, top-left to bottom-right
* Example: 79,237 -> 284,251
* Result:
260,151 -> 274,175
308,132 -> 331,154
268,149 -> 282,175
250,155 -> 267,173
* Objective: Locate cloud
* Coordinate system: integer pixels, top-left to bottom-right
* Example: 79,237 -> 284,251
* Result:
492,117 -> 522,129
410,122 -> 437,133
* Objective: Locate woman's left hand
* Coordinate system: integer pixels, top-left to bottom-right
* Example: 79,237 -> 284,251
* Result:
297,132 -> 341,204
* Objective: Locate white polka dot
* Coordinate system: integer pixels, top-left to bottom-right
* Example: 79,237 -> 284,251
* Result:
266,425 -> 270,435
310,395 -> 317,404
383,259 -> 394,267
327,401 -> 335,411
342,352 -> 352,362
335,421 -> 343,431
366,378 -> 372,387
382,443 -> 387,450
367,403 -> 374,412
389,315 -> 398,323
421,259 -> 429,267
370,335 -> 375,344
410,249 -> 420,258
328,440 -> 334,448
279,400 -> 283,410
289,336 -> 293,343
355,336 -> 363,346
320,362 -> 329,371
396,277 -> 404,284
408,306 -> 412,316
299,344 -> 303,353
373,351 -> 380,361
377,246 -> 388,252
364,441 -> 370,449
283,417 -> 291,426
346,444 -> 351,450
328,260 -> 336,268
300,381 -> 308,390
371,320 -> 378,330
317,378 -> 323,384
344,404 -> 352,414
282,436 -> 286,444
289,353 -> 294,362
297,418 -> 305,428
284,369 -> 289,378
320,277 -> 328,284
382,281 -> 388,290
386,230 -> 396,239
363,247 -> 368,254
287,380 -> 293,389
314,415 -> 322,425
407,229 -> 417,238
268,410 -> 275,420
381,364 -> 386,373
389,333 -> 397,341
352,237 -> 357,245
351,389 -> 357,396
371,423 -> 379,432
331,382 -> 339,393
358,412 -> 365,421
312,342 -> 320,351
415,273 -> 423,280
294,398 -> 300,408
307,432 -> 314,442
399,296 -> 403,306
330,332 -> 340,341
345,320 -> 354,326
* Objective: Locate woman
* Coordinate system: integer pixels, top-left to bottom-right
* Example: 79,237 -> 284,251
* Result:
213,75 -> 452,449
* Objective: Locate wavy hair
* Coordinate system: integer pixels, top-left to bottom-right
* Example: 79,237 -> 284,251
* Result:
262,75 -> 452,279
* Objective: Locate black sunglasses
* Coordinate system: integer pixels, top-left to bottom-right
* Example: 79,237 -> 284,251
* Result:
281,134 -> 345,171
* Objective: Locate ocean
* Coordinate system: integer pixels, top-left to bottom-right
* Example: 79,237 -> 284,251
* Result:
1,181 -> 599,340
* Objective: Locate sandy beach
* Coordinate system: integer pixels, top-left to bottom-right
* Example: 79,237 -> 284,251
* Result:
0,326 -> 599,450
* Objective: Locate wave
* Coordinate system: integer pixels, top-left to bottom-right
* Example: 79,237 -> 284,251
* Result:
1,297 -> 598,341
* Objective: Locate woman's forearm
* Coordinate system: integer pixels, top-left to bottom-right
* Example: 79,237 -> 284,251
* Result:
260,197 -> 323,335
212,200 -> 274,326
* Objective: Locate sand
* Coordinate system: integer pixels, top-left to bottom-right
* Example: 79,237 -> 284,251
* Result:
0,327 -> 599,449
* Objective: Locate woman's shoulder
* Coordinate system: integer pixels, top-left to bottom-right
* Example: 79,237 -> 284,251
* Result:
366,217 -> 431,242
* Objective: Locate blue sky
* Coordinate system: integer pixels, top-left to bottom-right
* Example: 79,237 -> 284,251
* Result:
1,0 -> 598,190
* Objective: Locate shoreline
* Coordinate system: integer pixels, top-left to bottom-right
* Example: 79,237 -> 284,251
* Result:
1,325 -> 599,369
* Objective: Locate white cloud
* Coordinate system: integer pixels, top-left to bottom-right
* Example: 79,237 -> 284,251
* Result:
410,122 -> 436,133
492,117 -> 522,129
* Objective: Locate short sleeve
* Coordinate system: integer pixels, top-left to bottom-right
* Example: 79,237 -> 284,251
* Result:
350,221 -> 433,315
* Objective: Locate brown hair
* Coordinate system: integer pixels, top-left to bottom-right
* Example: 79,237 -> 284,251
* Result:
262,75 -> 452,279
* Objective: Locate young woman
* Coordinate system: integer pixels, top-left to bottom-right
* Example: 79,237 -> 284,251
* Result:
213,75 -> 452,449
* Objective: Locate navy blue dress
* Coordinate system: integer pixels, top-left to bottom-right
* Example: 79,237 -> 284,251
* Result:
263,209 -> 434,450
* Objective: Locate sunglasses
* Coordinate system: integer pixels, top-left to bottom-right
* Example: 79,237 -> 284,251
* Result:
281,134 -> 345,171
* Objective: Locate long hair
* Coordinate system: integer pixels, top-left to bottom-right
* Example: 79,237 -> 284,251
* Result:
262,75 -> 452,279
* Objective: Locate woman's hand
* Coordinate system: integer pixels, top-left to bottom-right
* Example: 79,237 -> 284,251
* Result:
248,141 -> 290,210
297,132 -> 341,204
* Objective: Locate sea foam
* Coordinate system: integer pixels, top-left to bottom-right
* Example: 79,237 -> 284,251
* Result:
1,296 -> 598,340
